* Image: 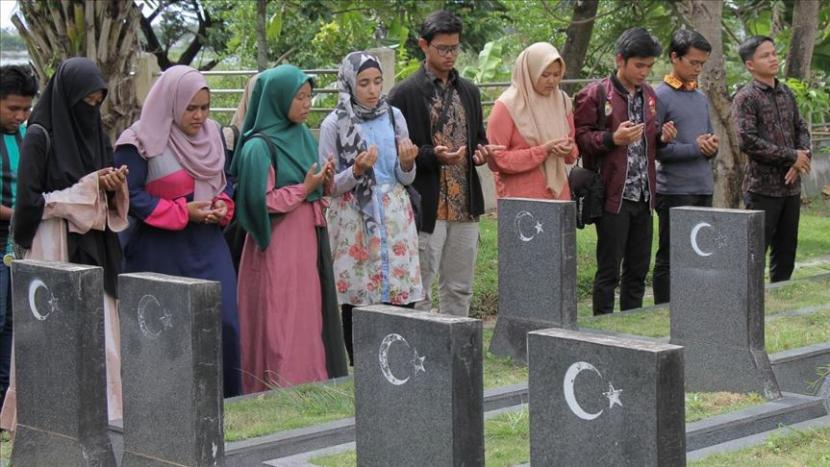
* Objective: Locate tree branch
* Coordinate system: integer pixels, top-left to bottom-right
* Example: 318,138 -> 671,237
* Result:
138,11 -> 171,69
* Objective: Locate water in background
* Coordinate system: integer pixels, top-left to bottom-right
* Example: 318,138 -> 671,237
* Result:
0,50 -> 29,65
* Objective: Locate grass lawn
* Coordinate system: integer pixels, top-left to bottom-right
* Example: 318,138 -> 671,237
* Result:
222,272 -> 829,442
223,292 -> 828,444
579,275 -> 830,353
471,196 -> 830,318
310,392 -> 766,467
224,327 -> 527,441
689,424 -> 830,466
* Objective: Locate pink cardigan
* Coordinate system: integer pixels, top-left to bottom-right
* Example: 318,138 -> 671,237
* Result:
486,100 -> 578,200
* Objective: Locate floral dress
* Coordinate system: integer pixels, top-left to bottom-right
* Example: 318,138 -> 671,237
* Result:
319,108 -> 423,306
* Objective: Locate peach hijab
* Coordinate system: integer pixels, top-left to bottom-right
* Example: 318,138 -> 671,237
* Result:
497,42 -> 572,197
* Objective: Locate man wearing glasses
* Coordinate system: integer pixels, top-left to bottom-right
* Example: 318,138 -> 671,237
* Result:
651,29 -> 719,305
390,10 -> 502,316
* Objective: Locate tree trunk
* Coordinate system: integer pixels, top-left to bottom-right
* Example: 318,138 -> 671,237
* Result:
785,0 -> 820,80
256,0 -> 269,72
13,0 -> 142,141
678,0 -> 745,208
561,0 -> 599,93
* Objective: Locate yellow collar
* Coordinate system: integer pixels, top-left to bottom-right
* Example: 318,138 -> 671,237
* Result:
663,74 -> 697,91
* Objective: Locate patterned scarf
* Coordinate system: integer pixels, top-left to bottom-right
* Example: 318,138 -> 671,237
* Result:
333,51 -> 389,231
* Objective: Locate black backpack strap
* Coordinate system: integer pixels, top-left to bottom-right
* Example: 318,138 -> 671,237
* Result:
27,123 -> 51,156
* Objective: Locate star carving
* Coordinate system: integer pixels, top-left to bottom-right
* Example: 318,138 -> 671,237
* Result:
412,352 -> 426,374
603,382 -> 623,409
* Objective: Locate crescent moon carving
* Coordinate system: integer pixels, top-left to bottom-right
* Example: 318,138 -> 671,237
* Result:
515,210 -> 543,242
28,278 -> 54,321
137,294 -> 172,339
690,222 -> 713,257
563,361 -> 604,421
379,333 -> 410,385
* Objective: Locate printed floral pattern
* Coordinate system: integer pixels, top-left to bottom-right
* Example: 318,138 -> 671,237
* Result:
327,185 -> 423,305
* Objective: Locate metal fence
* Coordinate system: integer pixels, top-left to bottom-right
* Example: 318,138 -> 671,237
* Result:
144,62 -> 830,144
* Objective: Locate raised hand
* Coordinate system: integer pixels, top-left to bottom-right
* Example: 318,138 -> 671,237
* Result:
660,120 -> 677,143
187,200 -> 212,223
473,144 -> 506,165
98,165 -> 129,192
794,149 -> 811,174
613,121 -> 645,146
353,145 -> 378,177
697,133 -> 719,158
397,137 -> 418,171
434,145 -> 466,166
203,199 -> 228,224
304,162 -> 327,197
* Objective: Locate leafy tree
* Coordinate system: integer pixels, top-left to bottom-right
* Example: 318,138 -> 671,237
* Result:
139,0 -> 233,70
12,0 -> 142,138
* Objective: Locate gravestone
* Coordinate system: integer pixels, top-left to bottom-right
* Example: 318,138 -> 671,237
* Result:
528,328 -> 685,466
353,305 -> 483,466
670,207 -> 781,399
11,260 -> 116,466
119,272 -> 224,466
490,198 -> 577,362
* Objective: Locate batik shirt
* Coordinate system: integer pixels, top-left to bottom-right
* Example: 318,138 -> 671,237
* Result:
731,78 -> 811,197
612,75 -> 650,203
425,67 -> 473,221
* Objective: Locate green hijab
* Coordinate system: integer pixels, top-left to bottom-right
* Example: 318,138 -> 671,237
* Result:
231,65 -> 319,249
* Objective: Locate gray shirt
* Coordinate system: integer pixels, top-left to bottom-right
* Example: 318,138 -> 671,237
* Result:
655,82 -> 716,195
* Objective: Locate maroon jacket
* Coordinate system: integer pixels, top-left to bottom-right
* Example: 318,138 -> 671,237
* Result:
573,75 -> 660,213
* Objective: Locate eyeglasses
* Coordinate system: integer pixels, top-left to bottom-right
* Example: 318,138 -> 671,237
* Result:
430,44 -> 461,57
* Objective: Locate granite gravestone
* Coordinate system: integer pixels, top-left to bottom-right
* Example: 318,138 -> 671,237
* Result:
119,273 -> 224,467
670,207 -> 781,399
528,328 -> 685,466
490,198 -> 577,362
11,260 -> 116,466
353,305 -> 483,466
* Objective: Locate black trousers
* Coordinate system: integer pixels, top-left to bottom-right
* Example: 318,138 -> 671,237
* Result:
652,194 -> 713,304
745,192 -> 801,283
0,268 -> 12,408
341,302 -> 415,366
592,199 -> 653,315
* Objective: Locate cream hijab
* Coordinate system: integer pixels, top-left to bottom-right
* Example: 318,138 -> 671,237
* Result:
222,73 -> 259,151
497,42 -> 572,196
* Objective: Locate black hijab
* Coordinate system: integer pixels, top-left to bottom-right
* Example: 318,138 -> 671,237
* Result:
14,57 -> 122,296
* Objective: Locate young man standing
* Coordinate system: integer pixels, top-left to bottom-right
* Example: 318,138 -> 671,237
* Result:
0,64 -> 37,406
732,36 -> 811,282
574,27 -> 676,315
652,29 -> 719,304
389,10 -> 502,317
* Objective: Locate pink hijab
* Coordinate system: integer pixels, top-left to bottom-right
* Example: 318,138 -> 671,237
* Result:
116,65 -> 226,201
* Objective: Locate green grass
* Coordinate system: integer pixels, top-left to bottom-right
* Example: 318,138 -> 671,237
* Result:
766,308 -> 830,353
470,196 -> 830,318
310,392 -> 766,467
482,328 -> 528,387
690,425 -> 830,466
222,274 -> 829,442
580,306 -> 671,338
578,285 -> 830,354
224,380 -> 355,442
222,328 -> 527,442
767,276 -> 830,314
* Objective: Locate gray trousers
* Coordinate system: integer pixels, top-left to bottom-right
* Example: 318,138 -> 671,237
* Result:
415,220 -> 480,316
